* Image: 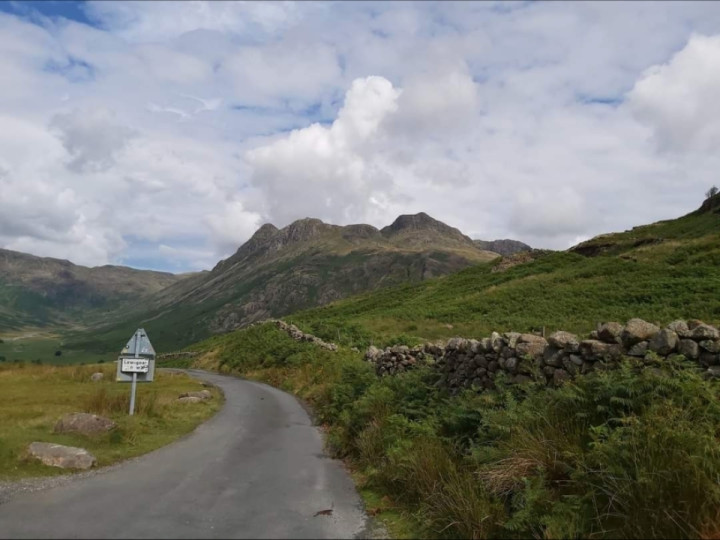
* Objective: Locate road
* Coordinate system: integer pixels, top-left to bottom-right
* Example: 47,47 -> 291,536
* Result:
0,370 -> 369,539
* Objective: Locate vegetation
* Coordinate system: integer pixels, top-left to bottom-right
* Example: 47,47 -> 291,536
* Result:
189,323 -> 720,539
289,202 -> 720,348
0,362 -> 221,480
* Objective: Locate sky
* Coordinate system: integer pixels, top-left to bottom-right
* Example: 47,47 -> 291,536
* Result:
1,1 -> 720,273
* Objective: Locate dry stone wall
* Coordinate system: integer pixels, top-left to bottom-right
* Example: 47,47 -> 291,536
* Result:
365,318 -> 720,394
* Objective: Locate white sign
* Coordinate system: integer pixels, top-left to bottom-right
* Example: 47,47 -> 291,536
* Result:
121,358 -> 150,373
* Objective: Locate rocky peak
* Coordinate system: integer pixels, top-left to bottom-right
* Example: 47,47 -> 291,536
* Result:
380,212 -> 474,245
281,218 -> 334,244
473,239 -> 532,257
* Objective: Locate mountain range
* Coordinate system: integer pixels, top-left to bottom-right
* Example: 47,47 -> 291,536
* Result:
1,212 -> 517,352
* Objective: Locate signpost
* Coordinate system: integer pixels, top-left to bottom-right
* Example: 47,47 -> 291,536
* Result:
116,328 -> 156,416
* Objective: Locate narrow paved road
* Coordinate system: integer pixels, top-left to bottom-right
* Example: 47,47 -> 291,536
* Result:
0,370 -> 369,539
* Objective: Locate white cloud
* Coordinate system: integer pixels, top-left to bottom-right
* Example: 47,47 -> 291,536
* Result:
627,33 -> 720,153
2,2 -> 720,272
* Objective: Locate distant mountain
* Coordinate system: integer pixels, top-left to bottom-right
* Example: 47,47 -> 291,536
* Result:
0,248 -> 188,330
70,213 -> 500,352
473,239 -> 532,257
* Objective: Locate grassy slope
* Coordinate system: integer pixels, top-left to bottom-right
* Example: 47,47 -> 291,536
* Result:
0,363 -> 221,480
290,206 -> 720,347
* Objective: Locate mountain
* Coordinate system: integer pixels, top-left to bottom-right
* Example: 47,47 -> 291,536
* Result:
289,194 -> 720,346
0,248 -> 187,330
68,213 -> 500,352
473,239 -> 532,257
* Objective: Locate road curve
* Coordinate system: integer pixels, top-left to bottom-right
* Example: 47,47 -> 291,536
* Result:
0,369 -> 368,539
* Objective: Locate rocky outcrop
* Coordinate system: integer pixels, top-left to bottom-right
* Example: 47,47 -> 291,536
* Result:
365,319 -> 720,395
473,239 -> 532,257
27,442 -> 96,470
54,413 -> 116,436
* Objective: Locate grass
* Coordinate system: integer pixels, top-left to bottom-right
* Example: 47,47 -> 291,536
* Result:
0,362 -> 222,480
186,321 -> 720,539
0,332 -> 114,365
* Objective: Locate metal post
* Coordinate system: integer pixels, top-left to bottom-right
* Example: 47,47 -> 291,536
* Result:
129,372 -> 137,416
129,329 -> 141,416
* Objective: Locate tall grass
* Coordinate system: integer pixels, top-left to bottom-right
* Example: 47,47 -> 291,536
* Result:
196,322 -> 720,539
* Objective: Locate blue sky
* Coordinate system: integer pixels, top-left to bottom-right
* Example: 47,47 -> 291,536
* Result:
1,1 -> 720,272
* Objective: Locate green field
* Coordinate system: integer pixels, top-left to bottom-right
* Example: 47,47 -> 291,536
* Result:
0,362 -> 221,480
0,332 -> 115,365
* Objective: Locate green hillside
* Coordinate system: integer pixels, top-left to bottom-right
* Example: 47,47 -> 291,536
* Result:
290,194 -> 720,347
66,213 -> 499,354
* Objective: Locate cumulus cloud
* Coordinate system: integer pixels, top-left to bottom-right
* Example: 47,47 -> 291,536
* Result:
2,2 -> 720,271
50,107 -> 136,172
627,34 -> 720,153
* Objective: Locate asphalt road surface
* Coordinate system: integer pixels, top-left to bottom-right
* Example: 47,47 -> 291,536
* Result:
0,370 -> 369,539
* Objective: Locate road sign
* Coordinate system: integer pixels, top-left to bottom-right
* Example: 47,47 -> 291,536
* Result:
121,358 -> 150,373
116,328 -> 156,416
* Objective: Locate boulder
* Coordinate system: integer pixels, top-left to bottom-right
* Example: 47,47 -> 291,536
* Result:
691,324 -> 720,341
503,332 -> 522,348
178,389 -> 212,400
547,331 -> 580,352
54,413 -> 116,436
627,341 -> 648,357
647,329 -> 678,355
580,340 -> 621,360
666,320 -> 691,338
177,396 -> 204,404
543,347 -> 563,367
597,322 -> 623,344
621,319 -> 660,347
490,332 -> 503,353
687,319 -> 705,330
27,442 -> 96,470
446,338 -> 466,351
700,340 -> 720,354
678,339 -> 700,359
505,357 -> 518,372
365,345 -> 380,361
90,372 -> 104,382
515,334 -> 548,358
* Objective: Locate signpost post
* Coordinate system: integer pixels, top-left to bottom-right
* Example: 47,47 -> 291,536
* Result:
116,328 -> 156,416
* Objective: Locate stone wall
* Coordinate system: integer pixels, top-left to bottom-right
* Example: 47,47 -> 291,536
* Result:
157,351 -> 199,361
253,319 -> 338,351
365,318 -> 720,394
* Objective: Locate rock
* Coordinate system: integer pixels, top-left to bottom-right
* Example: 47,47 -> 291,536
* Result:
691,324 -> 720,341
543,347 -> 563,367
512,374 -> 532,385
178,389 -> 212,400
490,332 -> 503,353
667,320 -> 691,338
597,322 -> 623,344
446,338 -> 466,351
589,330 -> 599,340
687,319 -> 705,330
648,329 -> 678,355
700,340 -> 720,353
553,369 -> 571,386
27,442 -> 96,470
505,357 -> 518,372
54,413 -> 116,436
580,340 -> 621,360
627,341 -> 649,357
468,339 -> 481,354
700,352 -> 720,366
90,372 -> 104,382
504,332 -> 522,348
177,396 -> 204,403
621,319 -> 660,347
365,345 -> 380,360
569,354 -> 583,366
678,339 -> 699,359
516,334 -> 548,358
478,338 -> 492,353
706,366 -> 720,379
547,331 -> 579,351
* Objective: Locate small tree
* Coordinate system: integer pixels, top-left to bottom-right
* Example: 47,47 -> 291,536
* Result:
706,185 -> 719,199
